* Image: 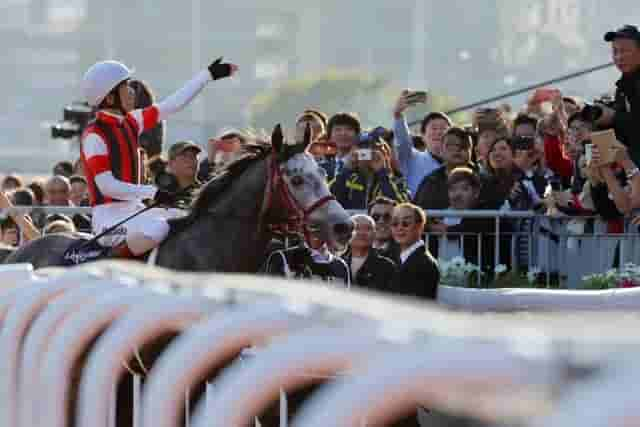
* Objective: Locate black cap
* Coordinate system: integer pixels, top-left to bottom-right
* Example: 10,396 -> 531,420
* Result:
604,25 -> 640,42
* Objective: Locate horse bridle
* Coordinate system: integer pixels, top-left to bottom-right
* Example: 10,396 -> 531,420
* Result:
259,154 -> 335,237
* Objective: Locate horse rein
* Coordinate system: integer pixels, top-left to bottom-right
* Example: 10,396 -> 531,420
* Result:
259,154 -> 335,238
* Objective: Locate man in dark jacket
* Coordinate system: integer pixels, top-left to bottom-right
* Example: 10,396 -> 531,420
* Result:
597,25 -> 640,165
343,214 -> 396,292
264,234 -> 350,287
368,197 -> 401,263
390,203 -> 440,300
414,126 -> 474,212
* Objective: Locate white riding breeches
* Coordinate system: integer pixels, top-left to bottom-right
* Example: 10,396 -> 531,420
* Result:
91,202 -> 184,247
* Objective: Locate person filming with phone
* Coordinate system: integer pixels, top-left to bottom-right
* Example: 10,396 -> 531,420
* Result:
392,90 -> 452,195
330,129 -> 410,210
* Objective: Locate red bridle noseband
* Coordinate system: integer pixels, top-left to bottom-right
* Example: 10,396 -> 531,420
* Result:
259,154 -> 335,235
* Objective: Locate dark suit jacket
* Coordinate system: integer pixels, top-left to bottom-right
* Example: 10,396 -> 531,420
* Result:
391,245 -> 440,300
343,248 -> 396,292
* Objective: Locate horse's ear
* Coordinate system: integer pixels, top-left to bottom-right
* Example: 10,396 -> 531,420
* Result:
302,122 -> 311,149
271,124 -> 284,154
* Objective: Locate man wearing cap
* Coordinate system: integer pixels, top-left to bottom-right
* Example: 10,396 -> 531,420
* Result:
167,141 -> 202,210
598,25 -> 640,165
80,57 -> 238,258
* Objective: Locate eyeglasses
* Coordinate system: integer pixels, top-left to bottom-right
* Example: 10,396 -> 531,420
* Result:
390,218 -> 415,229
371,212 -> 392,223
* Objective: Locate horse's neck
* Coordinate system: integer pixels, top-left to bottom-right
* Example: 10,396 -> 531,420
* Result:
213,155 -> 269,218
173,156 -> 270,273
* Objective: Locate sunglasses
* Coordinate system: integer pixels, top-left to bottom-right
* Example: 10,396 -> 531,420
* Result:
371,212 -> 392,223
390,218 -> 415,229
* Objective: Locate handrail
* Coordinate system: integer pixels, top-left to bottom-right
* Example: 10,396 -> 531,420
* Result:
408,61 -> 615,126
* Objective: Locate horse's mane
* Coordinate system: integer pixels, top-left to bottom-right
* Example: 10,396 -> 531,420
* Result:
169,144 -> 271,232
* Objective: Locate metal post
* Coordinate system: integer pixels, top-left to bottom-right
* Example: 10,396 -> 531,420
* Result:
280,388 -> 287,427
185,387 -> 190,427
133,374 -> 142,427
476,233 -> 482,287
494,216 -> 500,272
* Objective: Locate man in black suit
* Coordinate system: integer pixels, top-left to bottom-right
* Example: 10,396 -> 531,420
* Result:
368,197 -> 401,263
390,203 -> 440,300
343,214 -> 396,292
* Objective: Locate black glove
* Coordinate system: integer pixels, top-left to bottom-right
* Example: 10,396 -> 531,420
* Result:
208,57 -> 233,80
153,189 -> 177,205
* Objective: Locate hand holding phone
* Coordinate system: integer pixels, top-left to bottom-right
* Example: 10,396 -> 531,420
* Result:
405,91 -> 428,106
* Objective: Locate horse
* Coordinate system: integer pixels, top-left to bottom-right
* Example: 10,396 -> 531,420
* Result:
6,125 -> 354,272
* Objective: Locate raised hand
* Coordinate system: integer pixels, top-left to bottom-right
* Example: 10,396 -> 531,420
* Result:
393,90 -> 411,119
208,57 -> 239,80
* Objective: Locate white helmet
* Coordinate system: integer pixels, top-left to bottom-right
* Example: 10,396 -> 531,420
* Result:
82,60 -> 134,107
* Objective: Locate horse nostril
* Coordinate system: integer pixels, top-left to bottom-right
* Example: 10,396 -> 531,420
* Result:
333,222 -> 353,236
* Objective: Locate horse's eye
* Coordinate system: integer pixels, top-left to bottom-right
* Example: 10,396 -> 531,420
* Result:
290,175 -> 304,187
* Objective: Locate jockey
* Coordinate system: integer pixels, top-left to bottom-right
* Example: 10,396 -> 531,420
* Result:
80,57 -> 238,257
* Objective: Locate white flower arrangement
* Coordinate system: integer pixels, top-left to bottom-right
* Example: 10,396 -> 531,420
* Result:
439,256 -> 482,287
582,263 -> 640,289
527,266 -> 541,284
494,264 -> 508,274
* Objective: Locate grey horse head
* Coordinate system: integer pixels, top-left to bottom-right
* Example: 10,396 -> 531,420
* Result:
271,124 -> 354,251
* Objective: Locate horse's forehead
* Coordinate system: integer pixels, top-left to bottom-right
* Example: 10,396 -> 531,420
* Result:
285,153 -> 316,173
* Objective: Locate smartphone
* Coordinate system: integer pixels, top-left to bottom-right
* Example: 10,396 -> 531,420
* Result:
356,149 -> 372,161
512,136 -> 534,151
584,143 -> 593,163
550,180 -> 562,192
405,91 -> 428,105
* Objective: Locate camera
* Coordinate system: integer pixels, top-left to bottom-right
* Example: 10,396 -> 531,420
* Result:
580,95 -> 616,124
549,176 -> 563,192
358,126 -> 387,147
51,102 -> 94,139
512,136 -> 534,151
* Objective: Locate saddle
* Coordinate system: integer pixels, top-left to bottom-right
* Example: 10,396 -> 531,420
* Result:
61,239 -> 112,266
61,238 -> 147,266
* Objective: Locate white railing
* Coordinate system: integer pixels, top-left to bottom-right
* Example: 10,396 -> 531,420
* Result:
1,261 -> 640,427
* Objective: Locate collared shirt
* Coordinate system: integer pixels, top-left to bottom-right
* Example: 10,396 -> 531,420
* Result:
350,255 -> 367,276
393,117 -> 442,195
308,244 -> 333,263
400,239 -> 425,265
372,240 -> 389,251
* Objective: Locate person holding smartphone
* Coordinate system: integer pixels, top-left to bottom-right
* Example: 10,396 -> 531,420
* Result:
392,90 -> 452,195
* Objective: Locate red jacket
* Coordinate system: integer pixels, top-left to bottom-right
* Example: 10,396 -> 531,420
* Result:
544,135 -> 573,179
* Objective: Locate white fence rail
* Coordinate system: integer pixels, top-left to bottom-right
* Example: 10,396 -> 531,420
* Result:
0,261 -> 639,426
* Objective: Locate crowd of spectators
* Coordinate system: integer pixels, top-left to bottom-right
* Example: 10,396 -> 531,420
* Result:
2,24 -> 640,299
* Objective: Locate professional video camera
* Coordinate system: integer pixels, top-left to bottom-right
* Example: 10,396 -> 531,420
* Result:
580,94 -> 616,124
50,102 -> 94,139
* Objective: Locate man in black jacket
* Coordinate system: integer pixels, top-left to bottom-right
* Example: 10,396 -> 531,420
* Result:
368,196 -> 401,263
390,203 -> 440,300
263,234 -> 350,287
597,25 -> 640,165
343,214 -> 396,292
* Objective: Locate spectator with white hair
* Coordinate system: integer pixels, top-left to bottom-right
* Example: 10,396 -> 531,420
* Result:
343,214 -> 396,292
44,175 -> 71,206
44,175 -> 92,232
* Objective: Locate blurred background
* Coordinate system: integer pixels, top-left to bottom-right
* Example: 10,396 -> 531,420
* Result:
0,0 -> 638,174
